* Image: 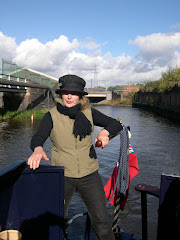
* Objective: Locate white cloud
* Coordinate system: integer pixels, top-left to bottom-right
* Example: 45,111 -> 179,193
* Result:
170,22 -> 180,29
79,37 -> 100,50
14,35 -> 79,72
0,31 -> 180,87
0,32 -> 17,60
130,33 -> 180,63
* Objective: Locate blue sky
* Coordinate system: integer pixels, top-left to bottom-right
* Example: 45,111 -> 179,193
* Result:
0,0 -> 180,87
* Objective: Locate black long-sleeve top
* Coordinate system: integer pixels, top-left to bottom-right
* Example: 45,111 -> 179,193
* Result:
30,108 -> 123,151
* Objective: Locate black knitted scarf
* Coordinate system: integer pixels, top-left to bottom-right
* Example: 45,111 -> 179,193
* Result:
57,102 -> 92,140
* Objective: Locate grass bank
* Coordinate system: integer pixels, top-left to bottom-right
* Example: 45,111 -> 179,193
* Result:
92,99 -> 132,107
0,109 -> 47,120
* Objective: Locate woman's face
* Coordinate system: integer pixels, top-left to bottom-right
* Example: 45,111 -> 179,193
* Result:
62,91 -> 80,108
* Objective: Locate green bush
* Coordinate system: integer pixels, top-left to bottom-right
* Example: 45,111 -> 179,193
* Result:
140,67 -> 180,93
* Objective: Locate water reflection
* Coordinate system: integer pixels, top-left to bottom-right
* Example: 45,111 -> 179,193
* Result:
0,106 -> 180,239
0,119 -> 52,169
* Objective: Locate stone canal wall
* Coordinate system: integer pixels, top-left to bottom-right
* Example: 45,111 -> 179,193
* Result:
133,85 -> 180,122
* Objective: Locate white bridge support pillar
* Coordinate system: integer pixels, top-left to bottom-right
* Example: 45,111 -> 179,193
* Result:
106,92 -> 112,100
87,91 -> 112,100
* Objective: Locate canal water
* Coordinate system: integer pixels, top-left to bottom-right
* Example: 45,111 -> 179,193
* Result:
0,106 -> 180,239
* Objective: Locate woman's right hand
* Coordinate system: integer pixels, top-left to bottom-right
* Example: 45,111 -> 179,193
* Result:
27,146 -> 49,170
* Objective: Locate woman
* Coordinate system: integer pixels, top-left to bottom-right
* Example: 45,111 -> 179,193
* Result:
28,74 -> 123,240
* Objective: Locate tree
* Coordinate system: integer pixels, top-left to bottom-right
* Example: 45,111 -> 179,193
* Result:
107,86 -> 118,91
140,67 -> 180,93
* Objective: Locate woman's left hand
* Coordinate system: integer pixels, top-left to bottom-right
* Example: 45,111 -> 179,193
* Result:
95,129 -> 110,148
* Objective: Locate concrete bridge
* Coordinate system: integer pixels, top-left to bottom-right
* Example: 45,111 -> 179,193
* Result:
0,74 -> 113,111
0,76 -> 55,111
86,89 -> 112,102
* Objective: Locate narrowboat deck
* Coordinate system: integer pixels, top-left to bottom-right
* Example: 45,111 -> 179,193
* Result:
2,160 -> 179,240
0,161 -> 142,240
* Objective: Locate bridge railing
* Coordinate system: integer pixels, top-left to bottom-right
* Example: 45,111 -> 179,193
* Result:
86,88 -> 108,92
0,74 -> 27,90
0,73 -> 58,90
1,74 -> 26,82
1,60 -> 58,90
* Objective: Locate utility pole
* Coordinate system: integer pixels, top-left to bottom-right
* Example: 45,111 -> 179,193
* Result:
92,64 -> 98,88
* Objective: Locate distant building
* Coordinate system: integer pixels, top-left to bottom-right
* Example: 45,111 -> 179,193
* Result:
121,85 -> 141,97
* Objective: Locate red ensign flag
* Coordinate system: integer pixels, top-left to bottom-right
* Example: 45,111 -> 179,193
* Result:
104,144 -> 139,210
